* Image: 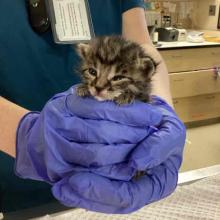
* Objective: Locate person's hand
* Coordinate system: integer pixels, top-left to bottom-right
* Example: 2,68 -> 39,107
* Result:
15,86 -> 162,183
51,96 -> 186,213
15,86 -> 186,213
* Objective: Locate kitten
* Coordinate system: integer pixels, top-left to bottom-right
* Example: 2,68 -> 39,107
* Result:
76,36 -> 156,105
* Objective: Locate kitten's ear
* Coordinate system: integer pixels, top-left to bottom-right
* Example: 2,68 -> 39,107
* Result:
141,57 -> 156,77
76,43 -> 91,59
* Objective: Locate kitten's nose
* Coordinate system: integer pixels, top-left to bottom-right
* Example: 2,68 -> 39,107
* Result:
95,86 -> 103,93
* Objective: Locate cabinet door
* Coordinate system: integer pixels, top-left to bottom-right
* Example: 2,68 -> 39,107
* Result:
170,69 -> 220,98
173,93 -> 220,122
160,47 -> 220,72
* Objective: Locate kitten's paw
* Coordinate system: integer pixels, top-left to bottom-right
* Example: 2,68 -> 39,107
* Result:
115,93 -> 135,105
76,85 -> 90,97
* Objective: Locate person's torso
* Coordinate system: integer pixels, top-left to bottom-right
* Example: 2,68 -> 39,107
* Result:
0,0 -> 123,213
0,0 -> 122,111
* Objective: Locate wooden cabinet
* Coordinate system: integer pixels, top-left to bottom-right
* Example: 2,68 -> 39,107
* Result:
160,47 -> 220,72
173,94 -> 220,122
160,46 -> 220,123
170,70 -> 220,98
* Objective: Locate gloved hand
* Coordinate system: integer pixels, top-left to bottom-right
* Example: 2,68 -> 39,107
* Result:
51,95 -> 186,213
15,86 -> 186,214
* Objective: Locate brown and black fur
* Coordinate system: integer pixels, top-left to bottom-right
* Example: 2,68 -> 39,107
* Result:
76,36 -> 156,105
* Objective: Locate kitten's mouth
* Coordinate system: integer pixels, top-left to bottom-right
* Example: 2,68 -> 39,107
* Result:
89,86 -> 122,101
94,92 -> 109,101
89,87 -> 108,101
94,95 -> 106,101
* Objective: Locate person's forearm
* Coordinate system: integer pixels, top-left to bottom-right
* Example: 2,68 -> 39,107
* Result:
151,58 -> 173,107
122,8 -> 173,107
0,97 -> 29,157
122,8 -> 152,45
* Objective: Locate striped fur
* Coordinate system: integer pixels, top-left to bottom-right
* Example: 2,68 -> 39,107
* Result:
76,36 -> 156,105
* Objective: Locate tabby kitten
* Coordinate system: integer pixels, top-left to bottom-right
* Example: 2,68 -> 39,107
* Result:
76,36 -> 156,105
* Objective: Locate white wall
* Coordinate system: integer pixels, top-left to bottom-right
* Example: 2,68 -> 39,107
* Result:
195,0 -> 220,30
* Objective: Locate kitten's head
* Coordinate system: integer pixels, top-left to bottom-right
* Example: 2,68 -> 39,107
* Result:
76,36 -> 155,102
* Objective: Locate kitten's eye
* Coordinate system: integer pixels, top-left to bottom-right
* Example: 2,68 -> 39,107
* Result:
88,68 -> 97,76
112,75 -> 126,81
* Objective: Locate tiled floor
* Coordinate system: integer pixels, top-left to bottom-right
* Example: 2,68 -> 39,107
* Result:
180,122 -> 220,172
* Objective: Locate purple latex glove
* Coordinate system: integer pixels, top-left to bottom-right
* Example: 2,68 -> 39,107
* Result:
51,96 -> 186,213
15,86 -> 162,182
15,85 -> 186,213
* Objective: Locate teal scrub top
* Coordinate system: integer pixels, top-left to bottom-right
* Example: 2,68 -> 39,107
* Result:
0,0 -> 145,213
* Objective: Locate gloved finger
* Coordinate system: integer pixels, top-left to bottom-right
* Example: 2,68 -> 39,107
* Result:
46,87 -> 161,144
53,116 -> 152,144
129,97 -> 186,171
26,113 -> 137,168
59,143 -> 136,167
90,163 -> 136,181
49,126 -> 156,168
64,86 -> 162,127
15,110 -> 155,183
129,114 -> 185,170
52,156 -> 180,214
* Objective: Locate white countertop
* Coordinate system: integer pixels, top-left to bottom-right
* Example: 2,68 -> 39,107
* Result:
156,41 -> 220,49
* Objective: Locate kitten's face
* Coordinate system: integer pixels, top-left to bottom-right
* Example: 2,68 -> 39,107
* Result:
77,36 -> 155,102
